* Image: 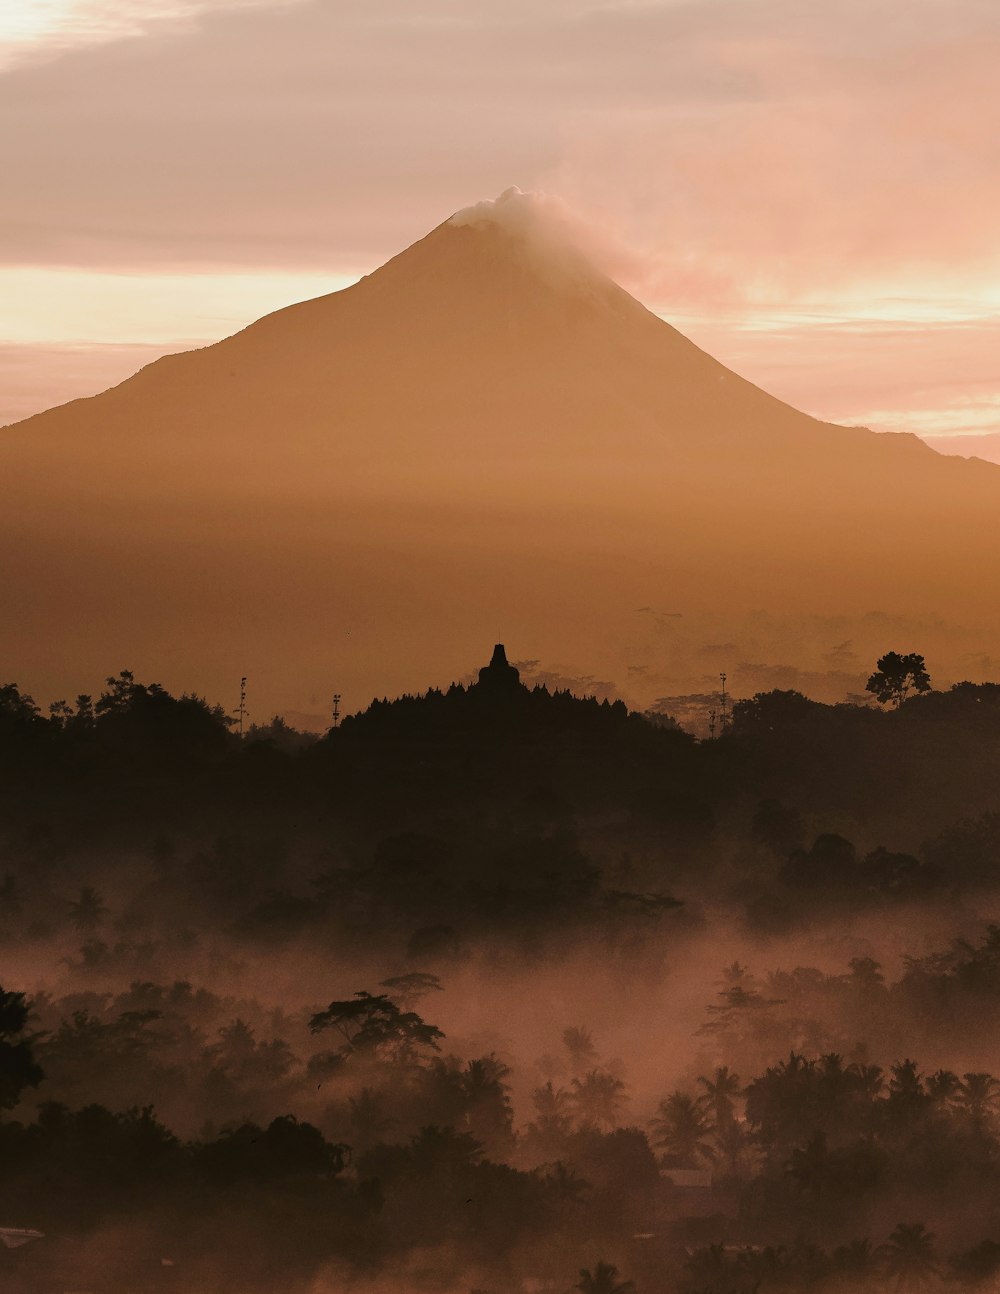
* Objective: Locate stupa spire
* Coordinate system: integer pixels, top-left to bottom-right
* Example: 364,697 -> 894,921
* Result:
477,642 -> 522,691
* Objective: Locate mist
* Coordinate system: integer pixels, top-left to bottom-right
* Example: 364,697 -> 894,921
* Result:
3,654 -> 1000,1291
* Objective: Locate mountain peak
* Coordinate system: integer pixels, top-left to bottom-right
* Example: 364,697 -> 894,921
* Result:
440,186 -> 615,290
450,186 -> 551,235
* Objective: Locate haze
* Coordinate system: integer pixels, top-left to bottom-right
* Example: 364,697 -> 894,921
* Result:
4,8 -> 1000,1290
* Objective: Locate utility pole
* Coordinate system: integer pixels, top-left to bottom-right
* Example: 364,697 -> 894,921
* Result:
708,708 -> 717,740
331,693 -> 341,728
236,676 -> 248,738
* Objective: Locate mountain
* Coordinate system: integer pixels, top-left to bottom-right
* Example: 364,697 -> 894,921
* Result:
3,190 -> 1000,716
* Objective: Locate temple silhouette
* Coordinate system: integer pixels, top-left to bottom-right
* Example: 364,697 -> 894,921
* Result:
476,643 -> 522,693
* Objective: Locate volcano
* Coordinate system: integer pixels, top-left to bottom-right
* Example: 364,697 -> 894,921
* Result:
4,189 -> 1000,715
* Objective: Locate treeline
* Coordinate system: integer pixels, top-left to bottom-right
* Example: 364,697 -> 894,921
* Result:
7,972 -> 1000,1291
12,927 -> 1000,1143
2,667 -> 1000,934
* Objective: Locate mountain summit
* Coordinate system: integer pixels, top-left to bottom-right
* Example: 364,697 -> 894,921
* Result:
3,193 -> 999,713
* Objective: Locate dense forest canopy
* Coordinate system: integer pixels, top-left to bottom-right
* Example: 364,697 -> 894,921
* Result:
2,657 -> 1000,1291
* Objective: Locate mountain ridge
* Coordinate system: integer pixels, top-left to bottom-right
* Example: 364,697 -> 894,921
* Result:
2,192 -> 999,715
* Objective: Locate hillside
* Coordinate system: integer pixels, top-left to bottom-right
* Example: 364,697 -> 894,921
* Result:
3,190 -> 998,714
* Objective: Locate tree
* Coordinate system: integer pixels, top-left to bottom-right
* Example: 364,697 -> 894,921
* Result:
309,990 -> 443,1063
0,683 -> 41,724
526,1081 -> 574,1154
887,1059 -> 926,1113
569,1069 -> 627,1130
67,886 -> 109,933
957,1072 -> 1000,1124
0,986 -> 44,1109
576,1262 -> 635,1294
651,1092 -> 715,1166
880,1223 -> 938,1290
563,1025 -> 599,1075
831,1238 -> 879,1286
378,972 -> 443,1010
698,1065 -> 742,1129
925,1069 -> 960,1105
461,1054 -> 514,1152
866,652 -> 931,708
96,669 -> 140,714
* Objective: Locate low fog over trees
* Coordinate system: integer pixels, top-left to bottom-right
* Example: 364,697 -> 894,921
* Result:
3,657 -> 1000,1289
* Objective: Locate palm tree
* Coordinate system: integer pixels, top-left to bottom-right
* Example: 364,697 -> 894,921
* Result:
569,1069 -> 627,1130
880,1222 -> 938,1291
67,886 -> 109,932
850,1063 -> 886,1100
832,1237 -> 878,1284
651,1091 -> 715,1166
575,1262 -> 635,1294
539,1159 -> 589,1205
958,1072 -> 1000,1123
712,1116 -> 752,1176
925,1069 -> 960,1105
788,1131 -> 832,1194
697,1065 -> 741,1128
563,1026 -> 599,1075
534,1080 -> 572,1121
887,1060 -> 926,1116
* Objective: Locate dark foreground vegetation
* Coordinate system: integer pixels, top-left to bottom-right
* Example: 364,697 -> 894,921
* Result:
2,652 -> 1000,1291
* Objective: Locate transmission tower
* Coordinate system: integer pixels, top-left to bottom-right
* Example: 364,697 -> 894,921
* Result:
331,693 -> 341,728
719,672 -> 729,734
235,676 -> 248,738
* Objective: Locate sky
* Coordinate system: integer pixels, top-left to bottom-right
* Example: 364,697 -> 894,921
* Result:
2,0 -> 999,461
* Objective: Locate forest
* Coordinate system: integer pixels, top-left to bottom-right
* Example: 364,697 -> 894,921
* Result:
2,656 -> 1000,1292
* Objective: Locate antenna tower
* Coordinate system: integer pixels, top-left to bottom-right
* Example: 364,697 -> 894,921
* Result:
236,676 -> 248,738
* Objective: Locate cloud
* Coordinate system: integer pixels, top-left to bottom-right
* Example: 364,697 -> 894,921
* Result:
2,0 -> 997,293
449,185 -> 642,285
546,5 -> 1000,306
0,0 -> 286,71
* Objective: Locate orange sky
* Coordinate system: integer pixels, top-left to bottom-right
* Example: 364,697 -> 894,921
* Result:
2,0 -> 999,461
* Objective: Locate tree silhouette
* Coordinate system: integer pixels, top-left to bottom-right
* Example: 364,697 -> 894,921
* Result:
832,1236 -> 878,1283
0,985 -> 43,1109
461,1053 -> 514,1151
309,990 -> 443,1063
576,1261 -> 635,1294
563,1025 -> 599,1075
880,1223 -> 938,1290
887,1059 -> 926,1113
651,1091 -> 715,1166
925,1069 -> 960,1105
697,1065 -> 741,1128
866,652 -> 931,708
67,886 -> 109,933
378,972 -> 443,1010
569,1069 -> 627,1130
958,1072 -> 1000,1124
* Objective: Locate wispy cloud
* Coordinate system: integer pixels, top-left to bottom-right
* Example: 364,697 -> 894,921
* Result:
0,265 -> 357,343
0,0 -> 284,70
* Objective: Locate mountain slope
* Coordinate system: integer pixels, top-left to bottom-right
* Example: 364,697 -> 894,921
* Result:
3,192 -> 999,714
